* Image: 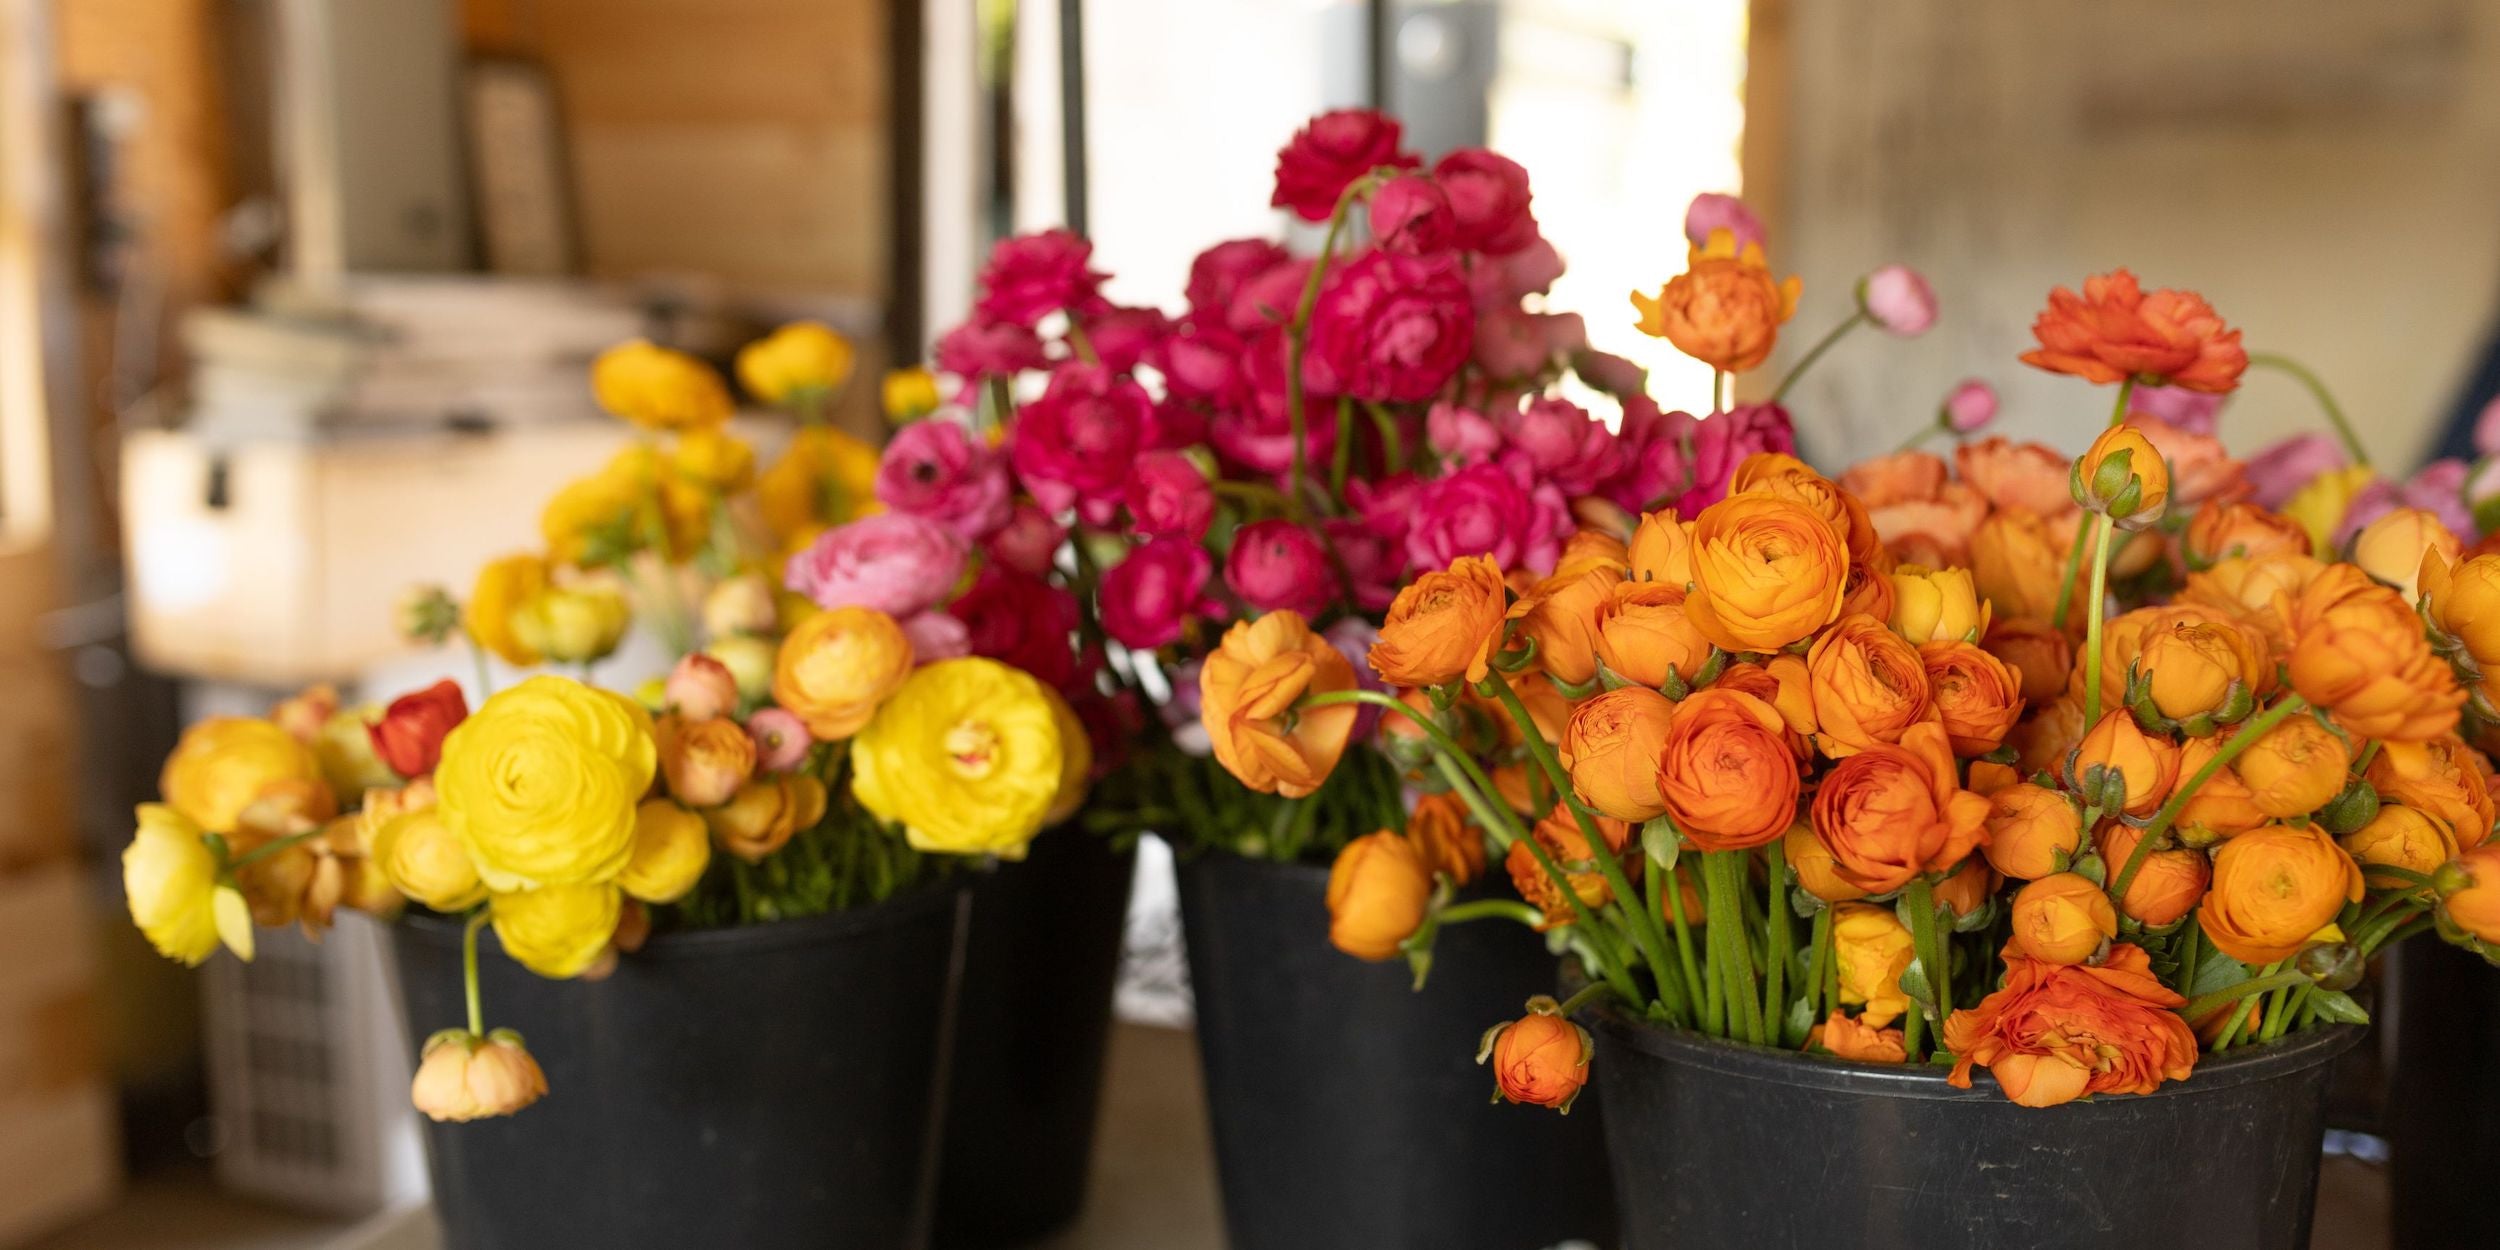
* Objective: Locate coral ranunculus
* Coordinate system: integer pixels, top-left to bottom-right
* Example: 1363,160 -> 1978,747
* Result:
1683,494 -> 1848,653
1560,686 -> 1676,822
2018,269 -> 2248,394
1325,831 -> 1435,960
2010,872 -> 2117,966
1654,690 -> 1801,851
2199,824 -> 2366,965
1982,783 -> 2083,880
1811,722 -> 1990,894
1804,614 -> 1935,757
1483,1010 -> 1593,1111
1631,230 -> 1800,373
1923,641 -> 2024,757
1943,942 -> 2197,1107
1370,555 -> 1511,688
2286,564 -> 2464,742
1202,611 -> 1360,799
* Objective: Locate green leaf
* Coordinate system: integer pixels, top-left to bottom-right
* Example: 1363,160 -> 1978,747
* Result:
1898,957 -> 1939,1020
2309,989 -> 2370,1026
2188,947 -> 2257,1000
1641,817 -> 1680,871
1783,995 -> 1817,1048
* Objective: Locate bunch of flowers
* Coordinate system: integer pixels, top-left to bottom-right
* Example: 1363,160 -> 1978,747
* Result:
122,326 -> 1084,1122
1206,230 -> 2500,1108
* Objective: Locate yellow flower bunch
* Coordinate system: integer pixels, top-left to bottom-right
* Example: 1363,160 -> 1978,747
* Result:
851,657 -> 1067,860
736,320 -> 856,407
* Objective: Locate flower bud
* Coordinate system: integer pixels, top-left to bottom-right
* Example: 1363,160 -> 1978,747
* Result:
396,583 -> 461,646
2072,425 -> 2170,529
619,799 -> 712,904
2350,506 -> 2459,606
1324,831 -> 1435,961
665,654 -> 742,721
702,573 -> 780,638
2297,941 -> 2366,992
511,588 -> 631,664
2100,824 -> 2210,927
2318,779 -> 2382,836
2234,713 -> 2351,819
1478,999 -> 1593,1113
2010,873 -> 2116,965
372,809 -> 487,912
411,1028 -> 548,1123
746,707 -> 814,773
1982,783 -> 2083,880
1941,380 -> 1998,434
1859,265 -> 1938,337
657,714 -> 758,808
706,634 -> 780,704
704,774 -> 829,863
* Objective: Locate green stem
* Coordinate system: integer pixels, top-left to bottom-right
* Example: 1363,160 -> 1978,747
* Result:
2212,993 -> 2261,1053
2080,512 -> 2116,728
1555,979 -> 1619,1020
1768,310 -> 1865,405
2355,740 -> 2382,775
1436,898 -> 1543,928
2049,513 -> 2092,631
1064,320 -> 1101,367
1906,876 -> 1951,1035
1704,851 -> 1764,1045
1712,369 -> 1727,415
2113,697 -> 2310,901
1424,753 -> 1643,1006
227,827 -> 325,873
2248,352 -> 2369,468
462,910 -> 489,1036
2180,965 -> 2306,1024
1669,865 -> 1719,1033
1764,839 -> 1793,1036
1329,397 -> 1355,507
1362,402 -> 1405,475
1804,905 -> 1835,1025
1209,479 -> 1293,515
2261,984 -> 2309,1043
2107,376 -> 2137,428
1660,865 -> 1708,1028
467,637 -> 496,699
1283,183 -> 1365,519
1891,421 -> 1941,456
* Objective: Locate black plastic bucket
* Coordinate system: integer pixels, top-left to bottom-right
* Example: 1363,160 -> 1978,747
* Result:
1587,1007 -> 2362,1250
2387,939 -> 2494,1249
935,829 -> 1136,1247
391,881 -> 972,1250
1176,849 -> 1617,1250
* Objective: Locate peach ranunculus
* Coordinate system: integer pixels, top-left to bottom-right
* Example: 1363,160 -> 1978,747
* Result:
1628,512 -> 1695,588
2177,551 -> 2327,658
1982,782 -> 2083,880
1838,450 -> 1948,510
1683,494 -> 1849,653
2017,269 -> 2248,394
1512,566 -> 1623,688
2368,735 -> 2497,848
2285,563 -> 2465,742
1805,614 -> 1936,758
1969,508 -> 2084,625
2127,415 -> 2245,511
1504,802 -> 1637,928
1810,722 -> 1990,893
1371,555 -> 1512,688
2170,737 -> 2269,844
2069,711 -> 2181,818
2098,824 -> 2211,926
2010,872 -> 2117,965
2350,506 -> 2459,606
1943,942 -> 2198,1108
2183,500 -> 2313,569
1405,791 -> 1487,887
2422,551 -> 2500,697
1983,617 -> 2073,706
1923,640 -> 2024,758
1654,689 -> 1801,851
1325,831 -> 1436,960
1630,229 -> 1800,373
2199,823 -> 2365,964
1956,438 -> 2077,519
1560,687 -> 1676,822
1806,1010 -> 1907,1064
1203,611 -> 1360,798
2233,712 -> 2352,820
2342,803 -> 2460,894
1592,580 -> 1714,692
1870,483 -> 1991,569
1784,820 -> 1867,903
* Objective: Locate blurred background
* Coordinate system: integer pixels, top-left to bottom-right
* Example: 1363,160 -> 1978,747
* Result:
1,1 -> 2495,1247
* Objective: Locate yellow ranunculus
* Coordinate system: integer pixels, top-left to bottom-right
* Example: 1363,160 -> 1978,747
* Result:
489,882 -> 622,978
708,634 -> 781,704
1830,902 -> 1916,1028
850,657 -> 1063,860
510,587 -> 632,665
1887,564 -> 1988,644
311,705 -> 397,803
2282,465 -> 2376,558
468,554 -> 550,667
759,426 -> 882,545
736,321 -> 856,406
1041,685 -> 1093,826
882,366 -> 940,422
123,803 -> 240,965
161,717 -> 327,835
773,607 -> 915,740
619,799 -> 712,903
436,676 -> 657,891
592,339 -> 733,432
373,808 -> 488,912
672,428 -> 757,492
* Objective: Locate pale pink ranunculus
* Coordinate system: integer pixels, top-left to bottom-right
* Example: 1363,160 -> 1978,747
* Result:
1126,450 -> 1216,540
1100,537 -> 1217,650
1859,265 -> 1937,337
1675,404 -> 1795,516
1225,519 -> 1335,618
1941,379 -> 1998,433
784,512 -> 967,618
986,503 -> 1065,577
900,611 -> 972,662
745,707 -> 814,773
1427,403 -> 1502,467
875,418 -> 1011,541
2128,384 -> 2225,438
665,654 -> 739,721
1405,463 -> 1569,572
1683,192 -> 1765,251
1469,233 -> 1566,311
1472,305 -> 1555,380
2241,432 -> 2348,510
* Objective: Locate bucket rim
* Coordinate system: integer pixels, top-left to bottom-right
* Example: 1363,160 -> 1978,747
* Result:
1583,1004 -> 2364,1102
397,875 -> 970,962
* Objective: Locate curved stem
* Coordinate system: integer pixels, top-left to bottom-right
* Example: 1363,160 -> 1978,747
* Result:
462,910 -> 489,1036
1891,421 -> 1940,456
2079,512 -> 2116,727
1436,898 -> 1543,928
1064,321 -> 1100,367
1362,401 -> 1406,475
1284,183 -> 1366,519
2249,352 -> 2369,468
2112,696 -> 2310,902
2180,965 -> 2304,1026
2107,376 -> 2138,429
1555,979 -> 1620,1019
1329,397 -> 1355,505
1769,310 -> 1865,405
227,827 -> 326,873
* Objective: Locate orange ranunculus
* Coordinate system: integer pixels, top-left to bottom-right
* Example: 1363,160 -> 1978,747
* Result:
2171,737 -> 2269,844
1326,831 -> 1436,960
1838,560 -> 1897,623
2233,711 -> 2352,819
1811,722 -> 1990,893
1784,820 -> 1867,902
1406,791 -> 1487,886
2285,564 -> 2465,742
2070,712 -> 2181,818
655,714 -> 758,808
1943,942 -> 2198,1107
2351,506 -> 2459,606
1967,760 -> 2022,795
2184,500 -> 2311,568
2437,844 -> 2500,944
2018,269 -> 2248,393
2128,415 -> 2245,511
1878,488 -> 1991,570
2011,694 -> 2088,779
1561,687 -> 1676,822
1713,657 -> 1819,756
1505,802 -> 1637,928
1889,565 -> 1988,645
1683,494 -> 1849,653
1730,453 -> 1882,562
2011,872 -> 2117,965
2098,824 -> 2210,926
1831,902 -> 1917,1027
1593,581 -> 1713,692
1492,672 -> 1572,750
1491,763 -> 1536,817
1957,438 -> 2078,519
2076,425 -> 2170,527
1655,690 -> 1801,851
1838,451 -> 1948,510
706,774 -> 829,863
1924,641 -> 2024,757
1935,858 -> 1996,921
1203,611 -> 1360,799
1982,782 -> 2083,880
1629,229 -> 1800,373
772,606 -> 914,740
2177,551 -> 2326,657
1969,508 -> 2084,625
1371,555 -> 1511,688
2369,736 -> 2497,848
1805,614 -> 1935,757
2423,550 -> 2500,674
1983,617 -> 2073,706
2201,823 -> 2366,964
1629,512 -> 1694,587
2100,606 -> 2266,723
1483,1009 -> 1593,1111
1806,1011 -> 1907,1064
1554,528 -> 1632,581
1513,566 -> 1623,688
2342,804 -> 2460,893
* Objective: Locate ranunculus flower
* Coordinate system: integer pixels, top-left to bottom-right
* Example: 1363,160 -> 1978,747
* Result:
784,512 -> 966,618
2286,564 -> 2465,742
2019,268 -> 2247,393
948,566 -> 1081,691
974,228 -> 1106,327
1811,722 -> 1989,894
1368,173 -> 1456,255
1681,192 -> 1764,252
2125,415 -> 2239,512
1100,538 -> 1217,650
2338,459 -> 2478,547
1305,248 -> 1474,403
899,611 -> 971,662
1831,902 -> 1916,1027
1512,567 -> 1622,688
987,503 -> 1066,577
1187,238 -> 1292,321
1593,580 -> 1711,692
1805,614 -> 1936,757
1324,517 -> 1404,613
1967,508 -> 2081,623
2200,823 -> 2365,964
2437,844 -> 2500,943
1011,364 -> 1156,524
1675,404 -> 1794,515
745,707 -> 813,773
736,321 -> 854,406
875,418 -> 1011,541
2128,383 -> 2225,436
2351,505 -> 2459,606
1601,400 -> 1693,512
1270,107 -> 1414,222
1324,831 -> 1434,960
369,680 -> 469,779
1808,1011 -> 1907,1065
2344,804 -> 2461,892
2242,432 -> 2349,511
1126,450 -> 1216,540
591,340 -> 732,432
1942,379 -> 1998,433
1370,554 -> 1508,688
1560,686 -> 1675,822
1981,617 -> 2073,706
2099,824 -> 2211,926
1683,493 -> 1847,653
160,716 -> 328,837
1500,397 -> 1624,497
1982,783 -> 2083,880
665,654 -> 741,721
1404,463 -> 1570,572
771,607 -> 915,740
934,314 -> 1049,379
2070,711 -> 2180,818
1924,640 -> 2023,757
2183,500 -> 2310,568
2011,873 -> 2115,966
2234,712 -> 2352,819
1633,231 -> 1799,374
1506,801 -> 1636,926
1433,148 -> 1536,254
1227,259 -> 1316,336
1078,305 -> 1169,374
655,713 -> 757,808
705,774 -> 830,864
1427,403 -> 1503,466
851,657 -> 1063,859
1483,1010 -> 1592,1111
616,799 -> 710,904
1201,611 -> 1359,798
411,1029 -> 548,1123
1655,689 -> 1801,851
1225,519 -> 1335,619
1859,265 -> 1937,336
436,677 -> 656,893
2105,607 -> 2265,723
1888,565 -> 1985,644
1957,437 -> 2077,518
1943,942 -> 2196,1107
1471,231 -> 1566,308
1210,332 -> 1340,475
2368,736 -> 2496,853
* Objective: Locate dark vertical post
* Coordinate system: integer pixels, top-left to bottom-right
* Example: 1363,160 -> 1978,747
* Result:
887,0 -> 927,361
1057,0 -> 1088,235
1367,0 -> 1392,113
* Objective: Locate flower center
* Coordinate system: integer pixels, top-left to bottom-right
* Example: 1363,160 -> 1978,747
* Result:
944,721 -> 1002,779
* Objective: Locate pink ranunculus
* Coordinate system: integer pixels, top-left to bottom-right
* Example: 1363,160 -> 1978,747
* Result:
1599,398 -> 1694,512
1500,396 -> 1624,496
2241,432 -> 2347,509
934,315 -> 1048,380
1469,232 -> 1565,310
2127,415 -> 2245,508
1150,397 -> 1209,451
1676,403 -> 1796,516
1100,538 -> 1218,650
1859,265 -> 1937,337
1405,463 -> 1568,572
1433,148 -> 1536,255
1574,350 -> 1650,399
1079,305 -> 1171,375
1472,305 -> 1552,380
1187,238 -> 1292,322
2401,459 -> 2477,539
1226,258 -> 1315,337
784,512 -> 967,618
2128,384 -> 2225,438
974,228 -> 1108,327
1225,519 -> 1336,618
1214,328 -> 1338,475
1305,248 -> 1474,404
1683,192 -> 1765,251
745,707 -> 814,773
1271,108 -> 1415,222
1941,379 -> 1998,433
986,503 -> 1065,577
1127,451 -> 1216,540
949,566 -> 1081,691
1426,403 -> 1502,467
875,418 -> 1011,541
1010,363 -> 1155,524
1154,322 -> 1246,408
1369,173 -> 1457,256
900,611 -> 972,662
1324,517 -> 1403,614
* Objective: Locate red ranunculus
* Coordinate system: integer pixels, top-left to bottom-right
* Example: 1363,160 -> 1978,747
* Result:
1271,108 -> 1415,222
369,679 -> 468,778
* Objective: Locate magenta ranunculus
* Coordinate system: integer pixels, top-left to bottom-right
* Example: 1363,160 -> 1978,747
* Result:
1405,463 -> 1568,572
1078,305 -> 1171,375
1325,518 -> 1404,614
1011,363 -> 1155,524
1154,322 -> 1246,408
1427,403 -> 1502,467
1099,538 -> 1218,650
2127,383 -> 2224,437
1227,258 -> 1314,337
1599,398 -> 1693,513
1942,379 -> 1999,433
1859,265 -> 1937,337
986,503 -> 1065,577
975,228 -> 1107,327
1188,238 -> 1292,322
2242,432 -> 2348,509
934,315 -> 1049,380
1501,396 -> 1624,497
1151,397 -> 1209,451
784,512 -> 966,618
2402,459 -> 2476,539
875,419 -> 1011,540
1368,173 -> 1456,256
1473,305 -> 1551,380
1225,519 -> 1335,618
900,611 -> 972,662
1433,148 -> 1535,255
1676,403 -> 1796,516
1271,108 -> 1415,222
1127,451 -> 1216,540
1684,192 -> 1765,251
1214,329 -> 1338,475
1305,249 -> 1473,404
